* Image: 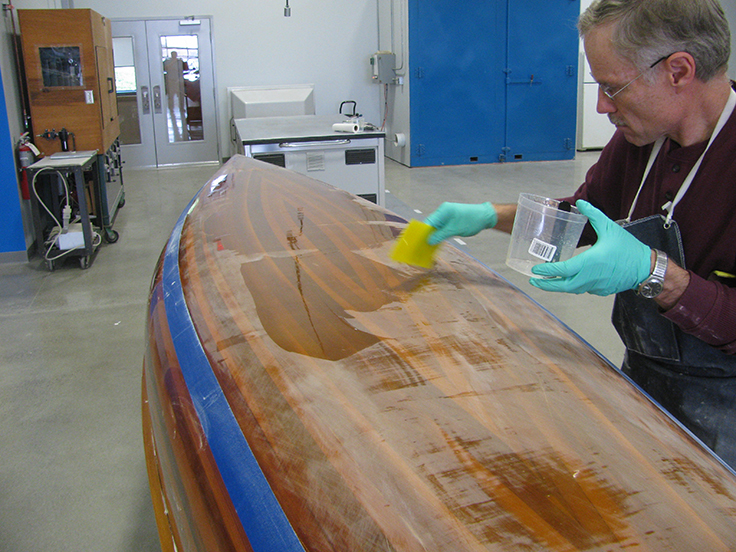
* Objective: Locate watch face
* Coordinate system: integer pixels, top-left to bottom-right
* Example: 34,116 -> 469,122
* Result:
640,280 -> 663,298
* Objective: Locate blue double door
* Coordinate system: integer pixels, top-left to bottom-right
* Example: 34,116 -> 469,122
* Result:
409,0 -> 581,166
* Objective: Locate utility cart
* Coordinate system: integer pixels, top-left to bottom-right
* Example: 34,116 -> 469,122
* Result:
28,151 -> 107,270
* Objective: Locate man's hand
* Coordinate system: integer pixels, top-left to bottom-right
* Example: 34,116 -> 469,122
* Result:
529,200 -> 651,296
425,202 -> 498,245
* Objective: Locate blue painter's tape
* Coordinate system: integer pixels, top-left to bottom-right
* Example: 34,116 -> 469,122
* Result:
162,197 -> 305,552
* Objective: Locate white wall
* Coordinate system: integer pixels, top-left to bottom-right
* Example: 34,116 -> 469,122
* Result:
377,0 -> 410,166
6,0 -> 736,167
722,0 -> 736,78
73,0 -> 382,159
4,0 -> 736,255
7,0 -> 382,160
1,0 -> 384,252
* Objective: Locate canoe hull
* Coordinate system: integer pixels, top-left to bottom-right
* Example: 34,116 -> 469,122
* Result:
143,156 -> 736,551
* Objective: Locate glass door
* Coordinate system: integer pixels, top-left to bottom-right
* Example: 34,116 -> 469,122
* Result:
112,18 -> 219,167
112,25 -> 152,166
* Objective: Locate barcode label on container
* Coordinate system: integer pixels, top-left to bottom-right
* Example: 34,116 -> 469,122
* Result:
528,238 -> 557,262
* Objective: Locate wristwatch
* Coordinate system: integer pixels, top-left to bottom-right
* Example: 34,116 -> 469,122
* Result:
638,249 -> 668,299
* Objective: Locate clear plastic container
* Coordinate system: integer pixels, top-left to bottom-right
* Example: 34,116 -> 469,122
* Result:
506,193 -> 587,277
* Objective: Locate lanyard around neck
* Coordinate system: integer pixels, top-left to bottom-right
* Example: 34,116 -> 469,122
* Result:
625,88 -> 736,226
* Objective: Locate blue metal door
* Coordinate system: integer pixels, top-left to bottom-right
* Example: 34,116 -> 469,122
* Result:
409,0 -> 507,167
504,0 -> 580,161
408,0 -> 580,167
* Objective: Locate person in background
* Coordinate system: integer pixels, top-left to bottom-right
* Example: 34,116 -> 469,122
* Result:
425,0 -> 736,469
163,51 -> 189,141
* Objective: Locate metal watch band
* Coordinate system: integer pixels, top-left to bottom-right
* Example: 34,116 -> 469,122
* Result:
637,249 -> 668,298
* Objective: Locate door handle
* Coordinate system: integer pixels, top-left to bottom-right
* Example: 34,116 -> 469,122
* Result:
153,85 -> 162,113
141,86 -> 150,114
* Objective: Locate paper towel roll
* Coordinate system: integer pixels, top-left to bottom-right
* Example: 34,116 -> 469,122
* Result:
332,122 -> 360,133
393,133 -> 407,147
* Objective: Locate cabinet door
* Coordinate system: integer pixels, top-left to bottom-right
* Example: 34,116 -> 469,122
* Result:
95,45 -> 117,131
100,15 -> 119,126
19,9 -> 108,155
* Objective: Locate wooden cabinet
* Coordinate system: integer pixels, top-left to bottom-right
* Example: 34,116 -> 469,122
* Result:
18,9 -> 120,156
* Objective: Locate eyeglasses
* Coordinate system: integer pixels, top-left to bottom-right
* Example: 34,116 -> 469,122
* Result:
598,55 -> 671,100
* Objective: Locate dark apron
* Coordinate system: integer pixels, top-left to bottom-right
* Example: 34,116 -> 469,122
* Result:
612,215 -> 736,469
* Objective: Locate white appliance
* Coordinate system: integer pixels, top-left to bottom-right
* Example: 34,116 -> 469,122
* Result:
228,84 -> 316,157
234,114 -> 386,206
228,84 -> 315,120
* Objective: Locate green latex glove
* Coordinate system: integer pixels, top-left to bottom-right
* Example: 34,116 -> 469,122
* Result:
529,200 -> 652,296
424,202 -> 498,245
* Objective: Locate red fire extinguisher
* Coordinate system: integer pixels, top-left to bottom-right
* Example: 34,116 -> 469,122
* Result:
17,133 -> 39,200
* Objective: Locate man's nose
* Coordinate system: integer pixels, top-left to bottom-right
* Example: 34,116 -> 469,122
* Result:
597,87 -> 616,114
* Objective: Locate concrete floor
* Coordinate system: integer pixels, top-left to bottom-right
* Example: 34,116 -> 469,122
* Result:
0,151 -> 623,551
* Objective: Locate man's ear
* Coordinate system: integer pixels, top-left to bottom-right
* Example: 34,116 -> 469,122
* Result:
666,52 -> 697,86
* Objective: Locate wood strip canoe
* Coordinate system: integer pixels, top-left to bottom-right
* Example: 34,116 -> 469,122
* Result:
143,155 -> 736,551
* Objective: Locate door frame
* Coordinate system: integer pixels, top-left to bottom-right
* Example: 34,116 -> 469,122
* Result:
112,16 -> 220,168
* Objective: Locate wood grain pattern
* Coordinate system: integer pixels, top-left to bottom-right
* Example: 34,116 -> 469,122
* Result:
143,155 -> 736,551
18,9 -> 120,156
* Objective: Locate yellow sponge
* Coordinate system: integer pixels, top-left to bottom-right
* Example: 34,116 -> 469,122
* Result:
390,219 -> 440,269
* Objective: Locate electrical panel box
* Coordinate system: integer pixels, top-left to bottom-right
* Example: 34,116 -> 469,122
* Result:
371,52 -> 396,84
18,9 -> 120,157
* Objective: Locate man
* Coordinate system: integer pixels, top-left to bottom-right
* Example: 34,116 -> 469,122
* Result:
425,0 -> 736,468
163,51 -> 189,141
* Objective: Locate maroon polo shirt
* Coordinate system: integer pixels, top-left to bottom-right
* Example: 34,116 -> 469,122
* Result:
567,108 -> 736,354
